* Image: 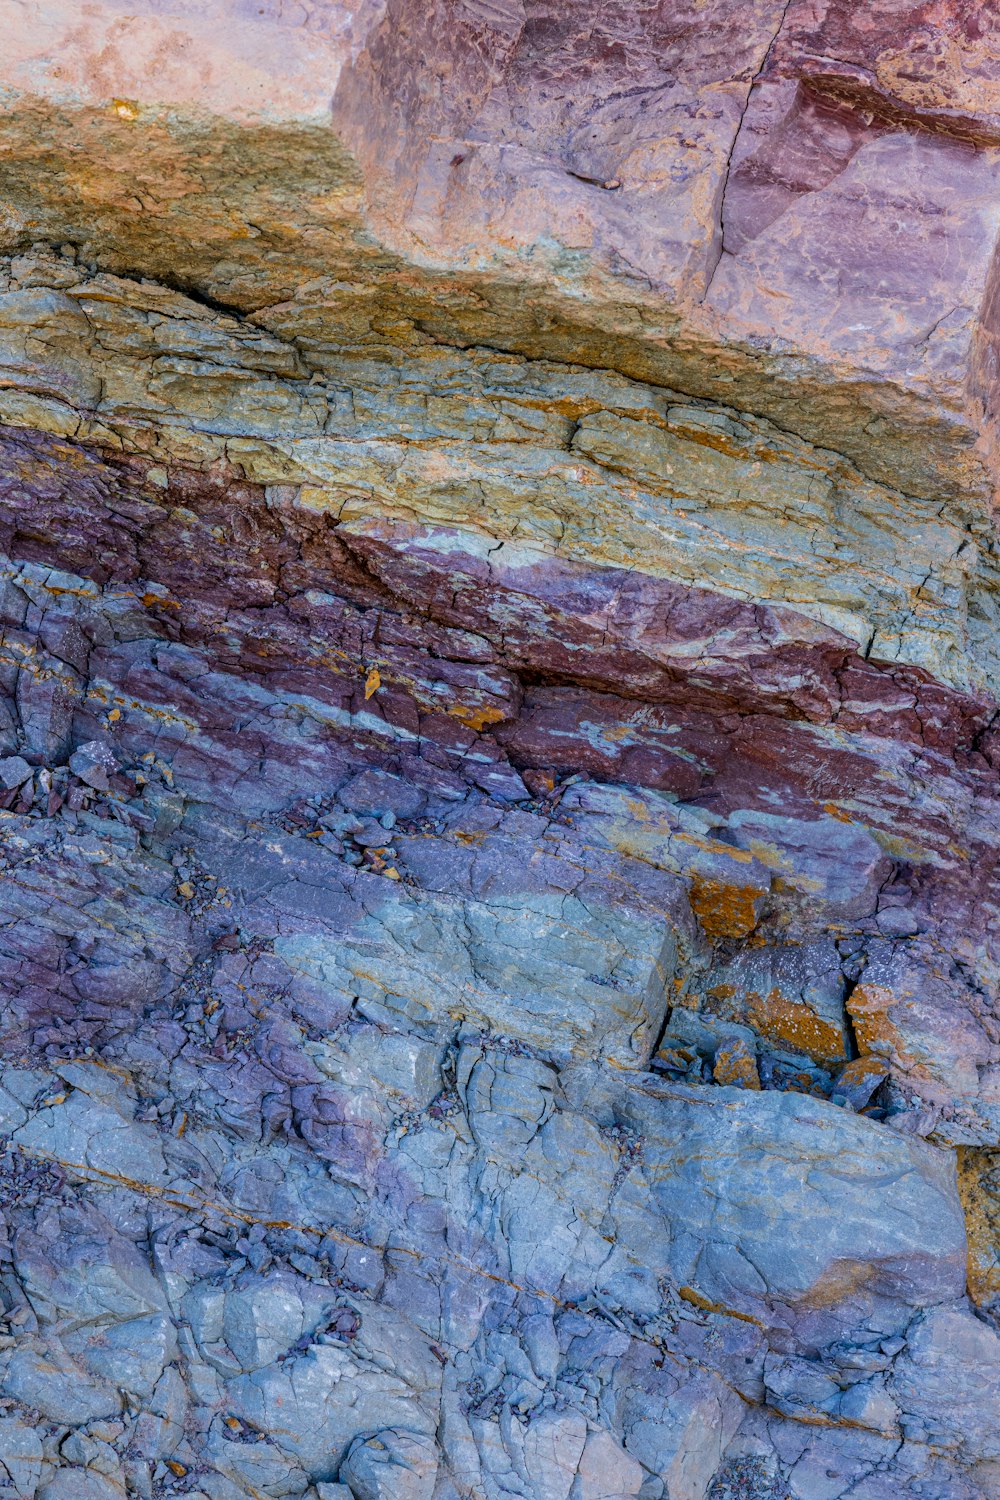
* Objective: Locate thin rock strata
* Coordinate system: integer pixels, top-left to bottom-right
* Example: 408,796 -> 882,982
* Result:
0,3 -> 999,1499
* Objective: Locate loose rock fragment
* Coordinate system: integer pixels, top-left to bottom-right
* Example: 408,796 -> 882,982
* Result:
713,1038 -> 761,1091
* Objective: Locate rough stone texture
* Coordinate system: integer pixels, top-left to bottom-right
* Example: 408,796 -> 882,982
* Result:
0,3 -> 997,1499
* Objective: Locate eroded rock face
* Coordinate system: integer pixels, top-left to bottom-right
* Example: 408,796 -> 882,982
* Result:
0,3 -> 998,1499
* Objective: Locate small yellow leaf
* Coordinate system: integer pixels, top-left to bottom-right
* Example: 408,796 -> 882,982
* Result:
107,708 -> 121,723
364,667 -> 381,700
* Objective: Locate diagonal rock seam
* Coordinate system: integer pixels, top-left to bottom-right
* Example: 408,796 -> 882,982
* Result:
700,0 -> 796,304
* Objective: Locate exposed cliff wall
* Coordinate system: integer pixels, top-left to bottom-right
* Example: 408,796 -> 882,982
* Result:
0,4 -> 999,1499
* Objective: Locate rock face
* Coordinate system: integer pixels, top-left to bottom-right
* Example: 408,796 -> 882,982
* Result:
0,2 -> 998,1498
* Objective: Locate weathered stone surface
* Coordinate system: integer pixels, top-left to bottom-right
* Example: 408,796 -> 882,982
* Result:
630,1083 -> 966,1320
339,1430 -> 438,1500
0,4 -> 996,1499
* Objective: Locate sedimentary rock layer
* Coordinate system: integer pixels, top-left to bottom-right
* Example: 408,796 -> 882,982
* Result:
0,3 -> 999,1499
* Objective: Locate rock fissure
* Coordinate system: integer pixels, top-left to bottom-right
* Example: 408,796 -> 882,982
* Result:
701,0 -> 797,303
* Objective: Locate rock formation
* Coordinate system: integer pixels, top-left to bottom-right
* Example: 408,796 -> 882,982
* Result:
0,1 -> 999,1496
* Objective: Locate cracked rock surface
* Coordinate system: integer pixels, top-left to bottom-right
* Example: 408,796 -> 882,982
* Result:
1,2 -> 1000,1498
